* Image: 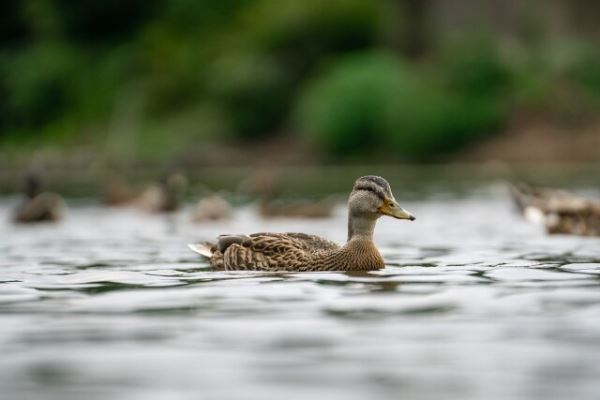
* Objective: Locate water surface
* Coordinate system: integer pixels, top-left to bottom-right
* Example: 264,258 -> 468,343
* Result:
1,185 -> 600,400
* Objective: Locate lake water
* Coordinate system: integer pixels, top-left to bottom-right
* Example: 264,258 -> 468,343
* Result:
1,183 -> 600,400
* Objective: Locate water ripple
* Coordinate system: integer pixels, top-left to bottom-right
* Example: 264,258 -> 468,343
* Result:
1,194 -> 600,400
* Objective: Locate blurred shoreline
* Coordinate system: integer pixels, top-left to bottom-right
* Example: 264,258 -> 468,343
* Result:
1,159 -> 598,197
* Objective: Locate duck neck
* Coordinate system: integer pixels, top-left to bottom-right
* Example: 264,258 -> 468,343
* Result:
347,214 -> 378,242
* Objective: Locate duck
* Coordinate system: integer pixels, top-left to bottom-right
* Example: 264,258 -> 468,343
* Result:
102,175 -> 138,206
136,172 -> 188,213
189,176 -> 415,271
510,183 -> 600,236
192,194 -> 233,222
241,169 -> 336,219
14,174 -> 64,223
258,197 -> 337,219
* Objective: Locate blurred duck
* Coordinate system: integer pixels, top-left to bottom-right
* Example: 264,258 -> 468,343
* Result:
14,174 -> 64,223
137,173 -> 188,213
259,197 -> 337,219
242,169 -> 336,219
510,183 -> 600,236
102,176 -> 138,206
192,194 -> 233,222
189,176 -> 415,271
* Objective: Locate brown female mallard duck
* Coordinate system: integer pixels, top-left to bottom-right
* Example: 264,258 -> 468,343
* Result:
510,183 -> 600,236
136,173 -> 188,213
241,169 -> 336,219
192,194 -> 233,222
14,174 -> 64,223
102,175 -> 138,206
189,176 -> 415,271
258,197 -> 336,219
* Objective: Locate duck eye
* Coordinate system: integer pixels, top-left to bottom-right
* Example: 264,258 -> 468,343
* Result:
389,203 -> 395,208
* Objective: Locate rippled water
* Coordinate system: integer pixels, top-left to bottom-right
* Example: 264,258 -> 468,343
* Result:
2,185 -> 600,400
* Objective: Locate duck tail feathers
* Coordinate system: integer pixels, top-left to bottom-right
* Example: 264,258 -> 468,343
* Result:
188,242 -> 214,258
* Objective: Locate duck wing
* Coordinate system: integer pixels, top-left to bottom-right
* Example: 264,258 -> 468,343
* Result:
210,232 -> 340,271
276,232 -> 339,251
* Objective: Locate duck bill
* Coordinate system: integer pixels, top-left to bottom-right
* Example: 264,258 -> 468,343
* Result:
379,200 -> 415,221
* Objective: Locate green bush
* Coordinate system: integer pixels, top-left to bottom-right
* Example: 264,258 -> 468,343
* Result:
438,37 -> 512,97
205,51 -> 293,139
0,41 -> 142,144
295,52 -> 506,159
567,46 -> 600,98
0,0 -> 390,148
237,0 -> 382,73
205,0 -> 385,140
1,43 -> 81,131
384,90 -> 504,157
295,52 -> 408,154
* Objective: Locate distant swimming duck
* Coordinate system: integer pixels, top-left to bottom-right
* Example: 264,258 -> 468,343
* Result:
102,176 -> 138,206
189,176 -> 415,271
510,183 -> 600,236
258,197 -> 336,219
14,174 -> 64,223
192,194 -> 233,222
137,173 -> 188,213
242,169 -> 336,219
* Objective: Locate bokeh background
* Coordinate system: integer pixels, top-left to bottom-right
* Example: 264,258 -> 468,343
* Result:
2,4 -> 600,400
1,0 -> 599,189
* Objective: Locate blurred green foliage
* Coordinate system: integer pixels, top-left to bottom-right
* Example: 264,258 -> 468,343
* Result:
296,51 -> 507,159
0,0 -> 598,161
205,0 -> 383,139
439,37 -> 512,97
567,45 -> 600,99
2,44 -> 78,130
296,53 -> 402,155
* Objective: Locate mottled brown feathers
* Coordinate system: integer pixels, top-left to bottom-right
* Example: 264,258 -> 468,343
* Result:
204,233 -> 384,272
352,176 -> 392,201
190,175 -> 407,271
511,183 -> 600,236
14,192 -> 64,223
